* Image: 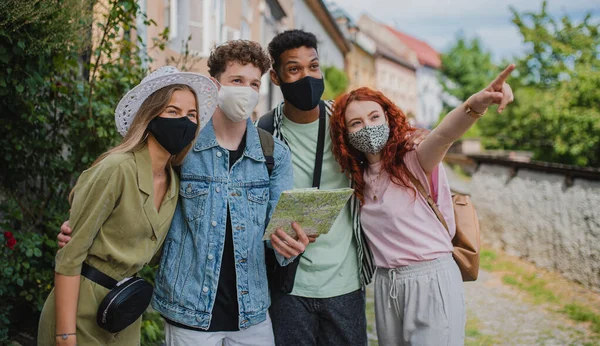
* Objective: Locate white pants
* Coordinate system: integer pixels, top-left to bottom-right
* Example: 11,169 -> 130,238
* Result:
374,254 -> 466,346
164,314 -> 275,346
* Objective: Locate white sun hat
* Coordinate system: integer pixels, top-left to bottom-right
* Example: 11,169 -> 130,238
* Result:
114,66 -> 218,136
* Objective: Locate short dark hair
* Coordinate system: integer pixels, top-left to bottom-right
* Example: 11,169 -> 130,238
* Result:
207,40 -> 271,79
268,30 -> 318,73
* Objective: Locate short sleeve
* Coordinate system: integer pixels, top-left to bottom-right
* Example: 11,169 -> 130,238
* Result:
54,162 -> 124,276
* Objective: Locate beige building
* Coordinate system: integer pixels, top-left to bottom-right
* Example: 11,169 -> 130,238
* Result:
144,0 -> 290,73
137,0 -> 291,118
345,35 -> 377,91
138,0 -> 349,118
356,15 -> 419,118
331,7 -> 376,92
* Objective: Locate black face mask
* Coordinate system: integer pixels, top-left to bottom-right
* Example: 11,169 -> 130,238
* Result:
147,117 -> 198,155
279,75 -> 325,111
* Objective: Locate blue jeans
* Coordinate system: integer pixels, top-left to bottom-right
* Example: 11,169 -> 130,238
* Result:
269,289 -> 368,346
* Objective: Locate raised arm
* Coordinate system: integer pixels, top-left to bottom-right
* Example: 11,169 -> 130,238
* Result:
417,64 -> 515,174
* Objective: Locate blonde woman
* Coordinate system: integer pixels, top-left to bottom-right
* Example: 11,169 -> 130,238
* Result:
37,67 -> 217,346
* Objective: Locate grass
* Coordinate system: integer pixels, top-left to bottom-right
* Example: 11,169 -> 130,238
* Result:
481,247 -> 600,340
562,304 -> 600,334
465,316 -> 498,346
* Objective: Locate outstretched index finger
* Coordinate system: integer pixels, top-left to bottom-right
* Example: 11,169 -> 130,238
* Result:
492,64 -> 515,87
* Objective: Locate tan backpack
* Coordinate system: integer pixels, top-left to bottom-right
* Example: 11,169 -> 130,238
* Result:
407,172 -> 481,281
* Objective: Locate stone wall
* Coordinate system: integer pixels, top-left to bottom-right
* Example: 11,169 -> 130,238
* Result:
469,163 -> 600,292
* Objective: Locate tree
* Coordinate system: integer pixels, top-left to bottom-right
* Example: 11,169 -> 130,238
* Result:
0,0 -> 176,343
478,1 -> 600,166
322,65 -> 349,100
438,36 -> 497,138
440,35 -> 497,103
439,1 -> 600,166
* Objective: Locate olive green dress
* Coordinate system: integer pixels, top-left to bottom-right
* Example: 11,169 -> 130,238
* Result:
37,147 -> 178,345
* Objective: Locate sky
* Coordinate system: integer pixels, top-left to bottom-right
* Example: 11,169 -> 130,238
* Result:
330,0 -> 600,62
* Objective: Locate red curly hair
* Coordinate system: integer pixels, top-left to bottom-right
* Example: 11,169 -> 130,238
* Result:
330,87 -> 415,204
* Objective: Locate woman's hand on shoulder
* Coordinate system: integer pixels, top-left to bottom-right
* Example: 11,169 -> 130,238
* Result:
404,128 -> 430,150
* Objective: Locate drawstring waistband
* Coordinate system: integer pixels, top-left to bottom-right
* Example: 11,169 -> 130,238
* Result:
388,270 -> 398,308
379,254 -> 455,309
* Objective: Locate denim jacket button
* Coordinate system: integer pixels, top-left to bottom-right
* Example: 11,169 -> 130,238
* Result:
208,254 -> 214,260
216,187 -> 220,193
211,221 -> 217,227
216,151 -> 222,158
202,287 -> 209,293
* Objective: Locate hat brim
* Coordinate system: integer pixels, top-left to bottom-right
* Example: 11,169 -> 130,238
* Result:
115,72 -> 218,136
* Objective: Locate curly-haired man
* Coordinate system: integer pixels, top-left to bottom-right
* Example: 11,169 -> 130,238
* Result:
152,40 -> 312,345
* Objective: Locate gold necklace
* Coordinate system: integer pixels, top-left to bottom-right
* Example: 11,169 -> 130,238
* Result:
367,169 -> 384,201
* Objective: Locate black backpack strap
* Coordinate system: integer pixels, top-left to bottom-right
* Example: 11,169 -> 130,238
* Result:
312,101 -> 326,188
257,109 -> 276,135
257,127 -> 275,176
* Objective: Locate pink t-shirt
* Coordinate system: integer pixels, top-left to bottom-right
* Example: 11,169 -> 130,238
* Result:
360,150 -> 455,268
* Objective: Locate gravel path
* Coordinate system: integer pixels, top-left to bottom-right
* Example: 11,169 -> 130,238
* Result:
464,270 -> 592,345
367,269 -> 594,346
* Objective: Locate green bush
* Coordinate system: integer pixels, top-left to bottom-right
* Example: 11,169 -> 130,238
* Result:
322,65 -> 349,100
0,0 -> 190,343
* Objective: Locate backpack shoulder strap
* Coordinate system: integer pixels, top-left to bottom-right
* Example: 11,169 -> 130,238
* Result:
257,109 -> 276,135
257,127 -> 275,176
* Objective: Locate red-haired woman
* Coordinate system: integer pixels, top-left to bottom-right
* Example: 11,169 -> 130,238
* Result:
330,65 -> 515,345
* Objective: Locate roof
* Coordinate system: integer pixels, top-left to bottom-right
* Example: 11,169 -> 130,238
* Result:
328,2 -> 354,25
305,0 -> 351,54
266,0 -> 286,21
386,26 -> 441,69
375,43 -> 416,70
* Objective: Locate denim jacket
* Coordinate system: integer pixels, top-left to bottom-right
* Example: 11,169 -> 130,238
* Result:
152,118 -> 293,330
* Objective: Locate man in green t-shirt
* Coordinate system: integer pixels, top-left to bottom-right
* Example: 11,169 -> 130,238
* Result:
257,29 -> 426,346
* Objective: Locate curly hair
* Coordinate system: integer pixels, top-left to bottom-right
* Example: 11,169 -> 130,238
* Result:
268,30 -> 318,73
330,87 -> 416,204
207,40 -> 271,79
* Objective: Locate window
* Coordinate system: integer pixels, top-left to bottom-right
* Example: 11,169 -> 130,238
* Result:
165,0 -> 178,40
242,0 -> 252,23
222,26 -> 240,41
189,0 -> 205,52
185,0 -> 223,55
241,19 -> 250,40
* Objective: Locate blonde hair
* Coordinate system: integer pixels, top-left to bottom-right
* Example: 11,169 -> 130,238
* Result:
69,84 -> 200,203
92,84 -> 200,168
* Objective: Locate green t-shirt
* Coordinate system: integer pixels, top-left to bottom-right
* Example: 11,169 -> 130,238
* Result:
281,115 -> 360,298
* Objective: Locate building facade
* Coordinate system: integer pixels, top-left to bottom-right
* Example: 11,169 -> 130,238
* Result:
330,6 -> 376,92
386,27 -> 445,128
357,15 -> 419,118
139,0 -> 347,118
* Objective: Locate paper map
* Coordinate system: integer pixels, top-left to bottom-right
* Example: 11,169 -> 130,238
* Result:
262,188 -> 355,240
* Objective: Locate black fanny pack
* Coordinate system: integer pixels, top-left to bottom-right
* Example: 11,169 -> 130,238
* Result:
81,263 -> 153,333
